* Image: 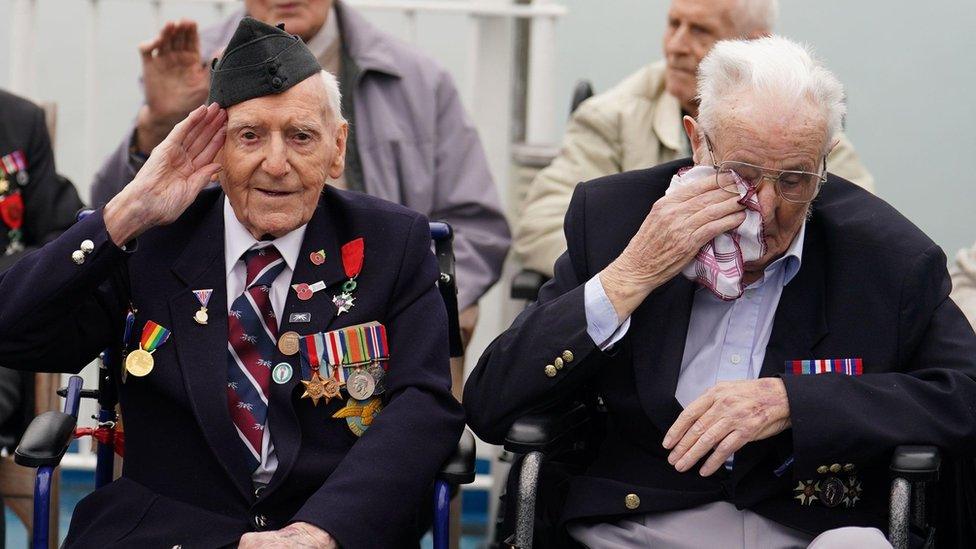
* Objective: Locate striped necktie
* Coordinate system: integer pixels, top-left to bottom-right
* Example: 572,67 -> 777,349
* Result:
226,243 -> 287,471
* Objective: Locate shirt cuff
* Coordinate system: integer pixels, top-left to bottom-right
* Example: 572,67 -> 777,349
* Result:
584,274 -> 631,350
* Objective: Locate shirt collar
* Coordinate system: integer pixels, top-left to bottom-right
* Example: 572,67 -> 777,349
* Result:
767,222 -> 806,286
223,196 -> 307,277
304,5 -> 340,60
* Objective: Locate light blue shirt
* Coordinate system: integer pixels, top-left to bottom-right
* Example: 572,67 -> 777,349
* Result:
585,224 -> 806,407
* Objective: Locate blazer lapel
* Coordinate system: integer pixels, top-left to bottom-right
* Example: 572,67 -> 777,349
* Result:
167,195 -> 254,501
264,198 -> 348,495
630,276 -> 696,434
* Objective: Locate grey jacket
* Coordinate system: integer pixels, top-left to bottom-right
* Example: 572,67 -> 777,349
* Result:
90,1 -> 510,309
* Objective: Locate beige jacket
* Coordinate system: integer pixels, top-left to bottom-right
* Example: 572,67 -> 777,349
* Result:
951,242 -> 976,330
514,61 -> 876,276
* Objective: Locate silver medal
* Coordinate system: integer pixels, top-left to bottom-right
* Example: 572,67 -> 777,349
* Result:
346,369 -> 376,400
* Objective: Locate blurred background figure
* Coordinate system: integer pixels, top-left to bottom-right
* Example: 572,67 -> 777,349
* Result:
952,242 -> 976,329
0,89 -> 84,272
90,0 -> 510,373
513,0 -> 874,278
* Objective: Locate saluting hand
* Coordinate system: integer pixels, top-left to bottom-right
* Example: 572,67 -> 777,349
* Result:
239,522 -> 338,548
136,19 -> 212,154
104,103 -> 226,246
662,378 -> 792,477
599,172 -> 746,322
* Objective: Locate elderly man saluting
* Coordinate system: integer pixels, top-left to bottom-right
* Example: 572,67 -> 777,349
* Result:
0,18 -> 462,548
465,36 -> 976,548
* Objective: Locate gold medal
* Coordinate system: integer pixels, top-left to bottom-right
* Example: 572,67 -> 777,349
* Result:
125,349 -> 154,377
301,371 -> 327,406
278,331 -> 300,356
194,307 -> 209,325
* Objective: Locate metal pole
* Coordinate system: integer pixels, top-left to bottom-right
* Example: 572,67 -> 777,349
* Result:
85,0 -> 100,189
523,1 -> 557,145
8,0 -> 36,96
32,466 -> 54,549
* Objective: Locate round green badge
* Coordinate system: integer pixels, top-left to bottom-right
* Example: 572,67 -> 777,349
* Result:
272,362 -> 293,384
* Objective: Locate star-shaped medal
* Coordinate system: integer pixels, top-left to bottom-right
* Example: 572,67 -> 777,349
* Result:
301,372 -> 328,406
332,292 -> 356,315
843,476 -> 862,508
794,480 -> 819,506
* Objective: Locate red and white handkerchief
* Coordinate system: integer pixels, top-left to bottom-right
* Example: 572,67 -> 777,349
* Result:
665,165 -> 765,300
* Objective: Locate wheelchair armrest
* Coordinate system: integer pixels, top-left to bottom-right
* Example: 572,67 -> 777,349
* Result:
14,410 -> 77,468
504,402 -> 590,455
890,445 -> 941,482
511,270 -> 548,301
438,429 -> 476,485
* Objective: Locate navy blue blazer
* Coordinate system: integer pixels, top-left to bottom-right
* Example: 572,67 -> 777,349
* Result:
464,158 -> 976,536
0,186 -> 464,548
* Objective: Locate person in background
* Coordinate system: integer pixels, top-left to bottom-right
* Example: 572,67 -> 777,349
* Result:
0,89 -> 85,272
90,0 -> 510,359
513,0 -> 873,278
951,241 -> 976,329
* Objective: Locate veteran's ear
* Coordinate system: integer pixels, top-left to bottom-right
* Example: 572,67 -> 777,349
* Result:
683,115 -> 705,164
327,121 -> 348,180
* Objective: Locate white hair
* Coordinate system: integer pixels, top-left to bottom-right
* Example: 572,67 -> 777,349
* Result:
696,35 -> 846,153
734,0 -> 779,34
318,70 -> 346,126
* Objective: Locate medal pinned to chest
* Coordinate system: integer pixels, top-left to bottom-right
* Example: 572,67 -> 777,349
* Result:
297,321 -> 390,436
333,238 -> 364,315
125,320 -> 172,377
0,151 -> 28,256
192,289 -> 213,325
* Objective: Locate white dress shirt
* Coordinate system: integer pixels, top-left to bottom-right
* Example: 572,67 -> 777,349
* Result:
223,197 -> 308,485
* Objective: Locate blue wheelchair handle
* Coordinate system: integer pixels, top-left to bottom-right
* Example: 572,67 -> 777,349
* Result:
76,208 -> 95,222
429,221 -> 452,242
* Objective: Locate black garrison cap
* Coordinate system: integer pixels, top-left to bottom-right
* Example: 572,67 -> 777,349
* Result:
207,17 -> 321,108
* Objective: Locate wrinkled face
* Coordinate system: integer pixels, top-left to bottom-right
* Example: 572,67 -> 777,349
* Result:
688,93 -> 828,278
662,0 -> 744,113
220,76 -> 347,239
244,0 -> 332,42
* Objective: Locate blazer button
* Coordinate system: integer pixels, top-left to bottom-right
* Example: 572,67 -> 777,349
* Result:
271,76 -> 283,89
80,239 -> 95,254
624,493 -> 640,510
829,463 -> 842,474
562,350 -> 574,363
554,357 -> 564,370
816,465 -> 829,475
71,250 -> 86,265
544,364 -> 557,378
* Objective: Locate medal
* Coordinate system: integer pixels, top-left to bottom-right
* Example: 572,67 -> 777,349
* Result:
0,192 -> 24,256
277,331 -> 300,356
346,369 -> 376,400
299,333 -> 340,405
292,280 -> 326,301
333,397 -> 383,437
300,371 -> 328,406
818,477 -> 846,508
367,363 -> 386,395
333,238 -> 364,315
192,289 -> 213,325
309,249 -> 326,265
0,151 -> 28,187
125,320 -> 171,377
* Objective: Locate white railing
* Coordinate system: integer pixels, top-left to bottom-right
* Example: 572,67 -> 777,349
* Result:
6,1 -> 566,485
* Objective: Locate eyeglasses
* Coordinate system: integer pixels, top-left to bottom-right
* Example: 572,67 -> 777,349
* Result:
704,134 -> 828,204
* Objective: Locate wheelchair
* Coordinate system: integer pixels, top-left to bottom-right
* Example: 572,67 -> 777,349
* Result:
12,220 -> 475,549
